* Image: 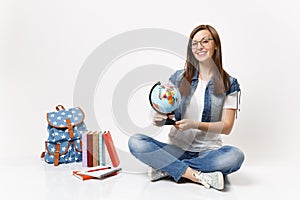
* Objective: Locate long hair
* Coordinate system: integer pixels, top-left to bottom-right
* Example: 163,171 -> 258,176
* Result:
179,25 -> 230,96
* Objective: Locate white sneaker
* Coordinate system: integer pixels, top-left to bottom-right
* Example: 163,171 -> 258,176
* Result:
193,171 -> 224,190
148,167 -> 169,181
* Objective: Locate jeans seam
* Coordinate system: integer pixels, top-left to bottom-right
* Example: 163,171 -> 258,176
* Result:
174,164 -> 189,182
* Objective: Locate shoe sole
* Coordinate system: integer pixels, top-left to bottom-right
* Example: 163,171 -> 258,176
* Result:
213,172 -> 224,190
148,168 -> 169,182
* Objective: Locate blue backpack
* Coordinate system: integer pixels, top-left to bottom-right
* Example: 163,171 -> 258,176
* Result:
41,105 -> 87,166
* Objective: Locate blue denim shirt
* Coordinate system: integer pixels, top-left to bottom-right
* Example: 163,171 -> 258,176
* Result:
169,69 -> 240,122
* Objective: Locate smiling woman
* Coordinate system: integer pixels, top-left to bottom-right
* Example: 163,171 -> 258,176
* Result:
128,24 -> 244,190
190,36 -> 215,61
182,25 -> 230,96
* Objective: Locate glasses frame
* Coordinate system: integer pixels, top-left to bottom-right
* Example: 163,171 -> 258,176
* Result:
189,38 -> 214,49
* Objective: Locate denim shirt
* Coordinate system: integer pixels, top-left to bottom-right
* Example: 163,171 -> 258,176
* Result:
169,69 -> 240,122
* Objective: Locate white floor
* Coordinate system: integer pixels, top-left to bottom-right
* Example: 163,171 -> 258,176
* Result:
1,156 -> 299,200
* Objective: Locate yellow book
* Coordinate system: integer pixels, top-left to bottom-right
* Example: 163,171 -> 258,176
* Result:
92,131 -> 99,166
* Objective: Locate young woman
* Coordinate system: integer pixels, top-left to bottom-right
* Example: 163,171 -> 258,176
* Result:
128,25 -> 244,190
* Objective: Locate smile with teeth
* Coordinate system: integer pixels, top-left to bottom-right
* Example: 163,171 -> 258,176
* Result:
196,51 -> 207,56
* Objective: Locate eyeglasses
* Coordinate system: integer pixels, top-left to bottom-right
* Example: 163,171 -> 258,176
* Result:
189,38 -> 214,49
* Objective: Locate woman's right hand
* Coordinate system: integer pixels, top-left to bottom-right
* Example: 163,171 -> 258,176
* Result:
153,113 -> 168,127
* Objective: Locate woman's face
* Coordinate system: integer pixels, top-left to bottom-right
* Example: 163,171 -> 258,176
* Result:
191,30 -> 216,63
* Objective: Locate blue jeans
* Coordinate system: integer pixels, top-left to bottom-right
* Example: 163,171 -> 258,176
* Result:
128,133 -> 245,182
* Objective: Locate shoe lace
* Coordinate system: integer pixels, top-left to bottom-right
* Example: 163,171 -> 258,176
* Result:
193,172 -> 210,188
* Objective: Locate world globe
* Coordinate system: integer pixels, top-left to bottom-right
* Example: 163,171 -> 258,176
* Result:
149,81 -> 181,115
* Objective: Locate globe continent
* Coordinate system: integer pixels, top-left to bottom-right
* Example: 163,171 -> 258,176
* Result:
150,83 -> 181,114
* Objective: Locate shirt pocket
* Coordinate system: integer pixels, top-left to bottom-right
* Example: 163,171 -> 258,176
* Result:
210,95 -> 225,121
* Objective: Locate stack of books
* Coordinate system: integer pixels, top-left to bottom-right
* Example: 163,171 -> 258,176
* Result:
73,130 -> 121,181
82,130 -> 120,167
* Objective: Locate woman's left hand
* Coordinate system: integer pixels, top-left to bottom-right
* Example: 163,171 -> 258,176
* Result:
174,119 -> 198,131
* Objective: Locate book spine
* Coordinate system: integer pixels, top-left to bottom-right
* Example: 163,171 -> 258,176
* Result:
93,131 -> 99,166
103,131 -> 120,167
82,131 -> 88,167
87,132 -> 93,167
98,131 -> 105,166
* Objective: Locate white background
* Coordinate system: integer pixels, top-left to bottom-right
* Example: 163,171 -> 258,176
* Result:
1,0 -> 300,171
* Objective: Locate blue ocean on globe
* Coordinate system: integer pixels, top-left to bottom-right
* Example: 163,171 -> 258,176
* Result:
150,82 -> 181,114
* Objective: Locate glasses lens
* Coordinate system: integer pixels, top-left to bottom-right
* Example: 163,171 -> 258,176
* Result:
191,41 -> 198,48
201,39 -> 210,46
190,38 -> 213,49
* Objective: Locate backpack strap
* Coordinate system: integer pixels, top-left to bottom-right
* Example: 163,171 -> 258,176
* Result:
72,140 -> 82,152
44,141 -> 71,166
66,118 -> 74,138
54,143 -> 61,166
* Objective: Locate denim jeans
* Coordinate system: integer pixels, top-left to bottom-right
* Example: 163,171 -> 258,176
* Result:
128,133 -> 245,182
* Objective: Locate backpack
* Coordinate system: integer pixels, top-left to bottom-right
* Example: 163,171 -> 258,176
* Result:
41,105 -> 87,166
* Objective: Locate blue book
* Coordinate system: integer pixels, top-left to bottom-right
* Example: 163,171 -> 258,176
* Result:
98,131 -> 105,166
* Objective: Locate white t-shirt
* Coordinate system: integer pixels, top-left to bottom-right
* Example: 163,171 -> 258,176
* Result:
168,79 -> 238,152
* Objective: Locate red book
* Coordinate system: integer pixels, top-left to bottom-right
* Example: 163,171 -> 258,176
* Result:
77,167 -> 121,179
72,170 -> 94,181
103,131 -> 120,167
73,171 -> 119,181
72,166 -> 117,181
87,132 -> 94,167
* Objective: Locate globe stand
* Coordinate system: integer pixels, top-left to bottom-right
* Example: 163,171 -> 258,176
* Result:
154,116 -> 176,126
164,117 -> 176,125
